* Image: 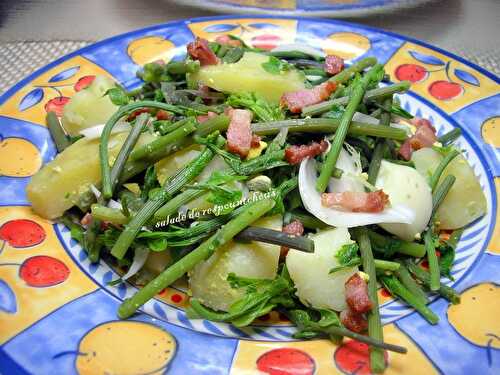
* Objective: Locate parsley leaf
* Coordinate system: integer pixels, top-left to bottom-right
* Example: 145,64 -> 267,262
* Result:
335,243 -> 360,264
226,92 -> 284,122
261,56 -> 291,75
105,86 -> 129,106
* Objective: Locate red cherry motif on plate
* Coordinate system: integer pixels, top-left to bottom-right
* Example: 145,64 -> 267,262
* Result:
251,34 -> 282,50
44,96 -> 70,116
170,294 -> 183,303
428,80 -> 463,100
73,75 -> 96,91
334,340 -> 388,375
0,219 -> 46,248
256,348 -> 315,375
394,64 -> 428,83
19,255 -> 70,287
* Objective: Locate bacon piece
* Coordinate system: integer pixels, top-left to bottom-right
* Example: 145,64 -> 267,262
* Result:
215,35 -> 243,47
280,220 -> 305,257
251,134 -> 262,148
127,108 -> 150,121
398,117 -> 437,160
80,213 -> 92,227
226,109 -> 253,158
324,55 -> 344,75
280,81 -> 337,113
187,37 -> 219,66
196,111 -> 217,123
321,190 -> 389,213
285,140 -> 328,165
156,110 -> 172,121
345,273 -> 373,314
340,308 -> 368,333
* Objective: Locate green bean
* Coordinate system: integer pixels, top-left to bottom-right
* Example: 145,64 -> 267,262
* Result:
354,227 -> 386,373
384,159 -> 415,168
47,111 -> 70,152
303,68 -> 327,77
109,113 -> 150,196
404,260 -> 460,304
438,128 -> 461,146
194,114 -> 230,137
424,230 -> 440,291
83,216 -> 102,263
394,261 -> 428,305
153,118 -> 190,135
368,142 -> 388,185
154,189 -> 206,221
166,60 -> 200,75
429,150 -> 459,192
252,118 -> 407,140
367,96 -> 393,186
302,81 -> 411,117
432,175 -> 456,216
329,56 -> 378,84
374,259 -> 400,271
268,51 -> 322,61
380,274 -> 439,325
118,198 -> 276,318
367,230 -> 426,258
130,120 -> 196,161
100,101 -> 186,199
111,136 -> 224,259
317,64 -> 384,192
236,226 -> 315,253
91,204 -> 129,225
289,210 -> 328,230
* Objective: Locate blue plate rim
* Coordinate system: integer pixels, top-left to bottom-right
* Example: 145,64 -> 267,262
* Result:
0,14 -> 498,109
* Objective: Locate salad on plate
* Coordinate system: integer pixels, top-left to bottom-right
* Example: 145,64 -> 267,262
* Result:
26,34 -> 487,373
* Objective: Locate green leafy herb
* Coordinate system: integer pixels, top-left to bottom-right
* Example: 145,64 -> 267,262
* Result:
187,266 -> 295,327
438,229 -> 463,280
287,308 -> 343,343
137,231 -> 169,252
329,258 -> 362,274
227,92 -> 284,122
261,56 -> 291,75
335,243 -> 360,264
105,86 -> 129,106
222,47 -> 244,64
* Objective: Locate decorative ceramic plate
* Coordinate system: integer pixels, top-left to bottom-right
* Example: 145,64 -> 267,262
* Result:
0,15 -> 499,375
172,0 -> 431,17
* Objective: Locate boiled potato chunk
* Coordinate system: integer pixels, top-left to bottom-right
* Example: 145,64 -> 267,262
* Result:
189,52 -> 306,104
26,132 -> 156,219
411,148 -> 487,229
286,227 -> 358,311
189,215 -> 282,312
377,161 -> 432,241
62,75 -> 120,136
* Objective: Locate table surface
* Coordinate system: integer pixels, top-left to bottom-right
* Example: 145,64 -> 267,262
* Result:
0,0 -> 498,94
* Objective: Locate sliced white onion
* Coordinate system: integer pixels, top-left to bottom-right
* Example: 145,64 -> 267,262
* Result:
299,157 -> 414,227
271,43 -> 325,58
121,247 -> 150,281
328,146 -> 364,194
107,199 -> 123,210
79,121 -> 130,139
89,184 -> 101,199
